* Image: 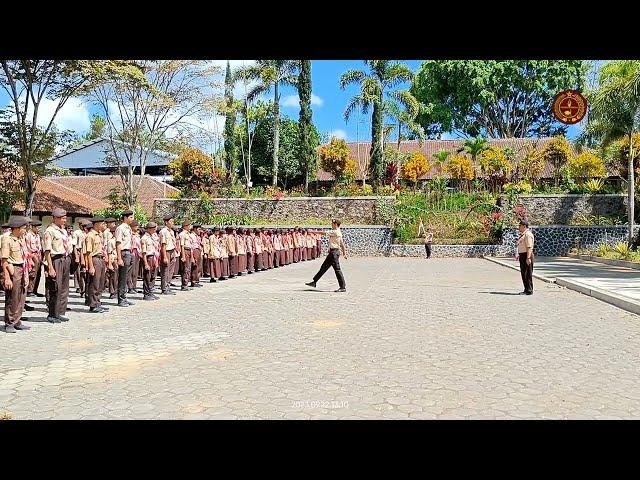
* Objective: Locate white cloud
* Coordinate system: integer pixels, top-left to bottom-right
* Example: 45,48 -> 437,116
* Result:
281,94 -> 323,108
328,129 -> 348,141
4,95 -> 91,134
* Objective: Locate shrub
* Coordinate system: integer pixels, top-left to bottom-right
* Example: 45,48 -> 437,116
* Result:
569,151 -> 606,180
503,181 -> 533,195
583,178 -> 604,194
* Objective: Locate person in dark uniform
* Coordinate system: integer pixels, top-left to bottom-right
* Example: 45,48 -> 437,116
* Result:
305,219 -> 348,293
115,210 -> 134,307
2,216 -> 31,332
43,208 -> 73,323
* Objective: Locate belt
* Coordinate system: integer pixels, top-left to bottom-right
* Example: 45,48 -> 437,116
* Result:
52,254 -> 70,260
122,249 -> 131,252
9,262 -> 24,267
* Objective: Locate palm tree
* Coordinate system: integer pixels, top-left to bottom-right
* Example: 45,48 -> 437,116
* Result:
587,60 -> 640,244
235,60 -> 299,187
432,149 -> 451,174
340,61 -> 414,187
458,135 -> 489,179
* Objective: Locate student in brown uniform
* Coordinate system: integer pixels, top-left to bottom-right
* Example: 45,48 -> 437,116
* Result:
517,219 -> 535,295
201,228 -> 210,278
306,219 -> 348,293
250,228 -> 261,272
159,215 -> 177,295
72,221 -> 89,295
190,224 -> 203,287
102,218 -> 116,295
43,208 -> 73,323
25,220 -> 44,297
114,210 -> 134,307
209,226 -> 222,282
218,228 -> 230,280
173,225 -> 182,283
263,229 -> 273,269
128,220 -> 141,294
2,217 -> 31,332
235,227 -> 246,275
244,227 -> 254,274
85,218 -> 109,313
225,226 -> 238,278
141,221 -> 160,301
178,220 -> 194,290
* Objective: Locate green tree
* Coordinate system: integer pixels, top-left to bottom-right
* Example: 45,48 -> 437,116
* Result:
411,60 -> 587,138
251,112 -> 320,189
340,61 -> 414,187
235,60 -> 299,187
586,60 -> 640,244
432,149 -> 451,175
0,60 -> 146,215
223,61 -> 237,182
298,60 -> 317,193
0,154 -> 22,222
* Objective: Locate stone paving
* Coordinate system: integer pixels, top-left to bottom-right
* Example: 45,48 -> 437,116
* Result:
2,257 -> 640,420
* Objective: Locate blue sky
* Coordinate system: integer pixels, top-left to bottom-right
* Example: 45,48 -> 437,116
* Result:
0,60 -> 584,145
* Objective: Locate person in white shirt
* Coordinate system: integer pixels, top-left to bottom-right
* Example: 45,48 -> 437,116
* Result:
305,219 -> 348,293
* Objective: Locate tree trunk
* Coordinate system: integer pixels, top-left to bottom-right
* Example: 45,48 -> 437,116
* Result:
369,101 -> 383,187
23,167 -> 36,217
629,132 -> 635,245
272,83 -> 280,187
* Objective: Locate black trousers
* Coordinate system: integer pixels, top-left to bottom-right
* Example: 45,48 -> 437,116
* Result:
118,250 -> 132,301
313,248 -> 346,289
519,252 -> 534,294
425,243 -> 431,258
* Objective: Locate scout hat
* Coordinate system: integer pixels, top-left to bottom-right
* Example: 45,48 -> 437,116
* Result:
52,207 -> 66,217
8,216 -> 29,228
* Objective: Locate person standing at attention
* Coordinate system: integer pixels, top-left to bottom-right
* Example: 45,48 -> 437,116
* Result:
517,219 -> 534,296
424,229 -> 433,259
305,219 -> 347,293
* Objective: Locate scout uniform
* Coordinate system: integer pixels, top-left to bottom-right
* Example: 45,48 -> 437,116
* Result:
159,216 -> 177,295
307,222 -> 347,292
43,207 -> 73,323
202,231 -> 211,278
129,220 -> 142,293
236,228 -> 247,275
190,224 -> 203,287
244,229 -> 254,274
517,222 -> 535,295
141,222 -> 160,300
261,229 -> 271,269
2,217 -> 31,331
114,211 -> 134,306
25,220 -> 43,296
226,227 -> 238,278
84,218 -> 107,312
72,223 -> 88,295
106,227 -> 118,297
219,230 -> 230,279
178,221 -> 194,290
209,227 -> 222,281
102,218 -> 116,294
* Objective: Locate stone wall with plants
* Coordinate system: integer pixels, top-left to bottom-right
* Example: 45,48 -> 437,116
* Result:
509,194 -> 627,225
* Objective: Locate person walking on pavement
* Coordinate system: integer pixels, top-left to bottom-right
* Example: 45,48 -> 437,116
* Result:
517,219 -> 535,295
424,229 -> 433,259
305,219 -> 348,293
2,216 -> 31,332
115,210 -> 135,307
43,207 -> 73,323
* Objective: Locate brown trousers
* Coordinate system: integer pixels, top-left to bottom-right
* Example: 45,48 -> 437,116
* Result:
46,255 -> 71,318
191,249 -> 202,284
160,251 -> 175,292
87,256 -> 105,308
279,250 -> 286,266
293,247 -> 299,263
237,253 -> 246,273
263,251 -> 269,269
254,251 -> 263,271
182,251 -> 193,287
228,255 -> 237,277
107,263 -> 118,294
28,256 -> 42,294
246,252 -> 254,273
273,250 -> 280,267
143,256 -> 157,296
211,258 -> 222,279
128,254 -> 140,290
203,255 -> 210,276
221,257 -> 230,278
4,265 -> 26,326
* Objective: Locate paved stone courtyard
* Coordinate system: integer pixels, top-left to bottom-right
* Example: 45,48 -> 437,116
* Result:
1,257 -> 640,420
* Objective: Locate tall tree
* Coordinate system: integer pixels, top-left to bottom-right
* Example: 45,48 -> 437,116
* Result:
340,61 -> 414,187
586,60 -> 640,244
411,60 -> 587,138
235,60 -> 299,187
223,61 -> 237,182
88,60 -> 219,208
0,60 -> 146,215
298,60 -> 316,193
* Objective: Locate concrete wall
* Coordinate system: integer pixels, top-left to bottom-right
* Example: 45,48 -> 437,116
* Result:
512,194 -> 626,225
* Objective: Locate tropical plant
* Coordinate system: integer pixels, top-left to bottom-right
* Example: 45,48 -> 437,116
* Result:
444,155 -> 474,191
583,178 -> 605,194
540,136 -> 573,185
569,151 -> 606,181
401,152 -> 429,191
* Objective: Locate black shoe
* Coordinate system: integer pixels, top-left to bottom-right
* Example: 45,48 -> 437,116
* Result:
24,304 -> 35,311
525,291 -> 533,295
47,316 -> 60,324
15,323 -> 31,330
305,281 -> 317,288
518,291 -> 528,295
75,288 -> 81,294
247,271 -> 253,274
334,288 -> 346,293
5,325 -> 16,333
170,282 -> 178,287
35,293 -> 45,297
109,293 -> 117,299
57,316 -> 70,322
26,292 -> 35,297
143,295 -> 155,301
210,278 -> 217,283
88,307 -> 105,313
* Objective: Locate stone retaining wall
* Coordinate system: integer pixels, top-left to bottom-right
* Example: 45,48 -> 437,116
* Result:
512,194 -> 626,225
153,196 -> 395,225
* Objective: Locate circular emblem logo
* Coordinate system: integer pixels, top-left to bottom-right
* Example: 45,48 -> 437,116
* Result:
552,89 -> 588,125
